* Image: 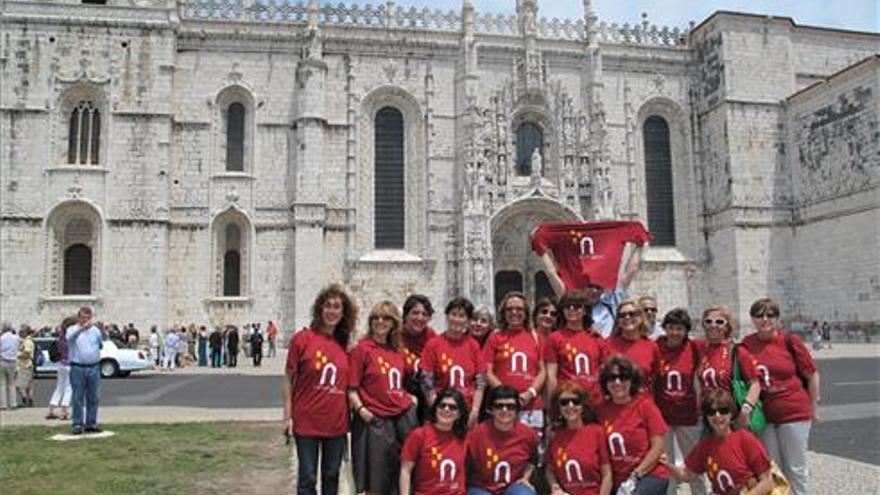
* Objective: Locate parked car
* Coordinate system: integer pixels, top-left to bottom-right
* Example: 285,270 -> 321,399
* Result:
34,336 -> 154,378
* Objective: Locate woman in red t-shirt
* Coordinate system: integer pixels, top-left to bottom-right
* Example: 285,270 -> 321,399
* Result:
698,306 -> 761,430
466,386 -> 540,495
401,388 -> 469,495
420,297 -> 486,428
402,294 -> 439,422
742,297 -> 819,495
533,297 -> 558,337
546,381 -> 612,495
653,308 -> 707,495
283,284 -> 355,495
666,389 -> 775,495
349,301 -> 419,495
595,356 -> 668,495
605,301 -> 660,392
469,306 -> 496,349
485,292 -> 547,434
546,291 -> 609,407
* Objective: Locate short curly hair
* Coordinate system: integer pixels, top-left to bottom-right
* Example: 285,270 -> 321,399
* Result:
599,356 -> 643,398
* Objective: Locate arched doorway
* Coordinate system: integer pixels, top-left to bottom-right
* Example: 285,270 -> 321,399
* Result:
490,196 -> 581,309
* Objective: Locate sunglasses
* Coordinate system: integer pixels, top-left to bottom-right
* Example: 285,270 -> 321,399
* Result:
540,309 -> 558,316
643,307 -> 658,313
703,318 -> 727,327
492,402 -> 518,412
438,402 -> 459,412
706,407 -> 732,416
558,397 -> 582,407
608,373 -> 632,382
618,311 -> 640,319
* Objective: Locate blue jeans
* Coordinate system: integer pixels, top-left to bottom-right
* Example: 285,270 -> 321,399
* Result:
69,363 -> 100,432
635,476 -> 668,495
468,482 -> 537,495
211,349 -> 222,368
294,434 -> 346,495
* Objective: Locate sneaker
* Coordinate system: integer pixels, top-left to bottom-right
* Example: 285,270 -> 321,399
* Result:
71,429 -> 82,435
84,427 -> 102,434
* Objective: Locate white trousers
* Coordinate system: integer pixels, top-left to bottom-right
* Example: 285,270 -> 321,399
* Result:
163,350 -> 177,369
0,360 -> 17,409
666,424 -> 708,495
49,365 -> 72,407
760,421 -> 811,495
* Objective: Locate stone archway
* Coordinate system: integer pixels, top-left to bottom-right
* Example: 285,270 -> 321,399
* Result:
490,195 -> 581,308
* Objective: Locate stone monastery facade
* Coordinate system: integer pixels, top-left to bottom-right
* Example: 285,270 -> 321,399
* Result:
1,0 -> 878,334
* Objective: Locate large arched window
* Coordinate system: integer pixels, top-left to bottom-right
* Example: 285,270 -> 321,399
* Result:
67,101 -> 101,165
494,271 -> 524,310
516,123 -> 543,176
534,271 -> 553,304
643,116 -> 675,246
226,102 -> 245,172
63,244 -> 92,295
374,107 -> 405,249
223,224 -> 241,296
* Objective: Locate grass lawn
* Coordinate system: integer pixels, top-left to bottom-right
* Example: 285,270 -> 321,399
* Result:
0,422 -> 290,495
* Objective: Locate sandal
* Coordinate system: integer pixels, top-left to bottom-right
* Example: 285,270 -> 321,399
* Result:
46,413 -> 59,420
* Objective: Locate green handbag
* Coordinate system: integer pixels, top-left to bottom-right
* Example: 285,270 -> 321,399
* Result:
732,344 -> 768,434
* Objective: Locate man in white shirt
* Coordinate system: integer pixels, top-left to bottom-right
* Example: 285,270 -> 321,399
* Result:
638,296 -> 666,340
66,307 -> 104,434
0,325 -> 21,409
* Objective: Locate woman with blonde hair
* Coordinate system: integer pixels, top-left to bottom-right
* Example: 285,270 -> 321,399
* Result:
349,301 -> 418,495
606,301 -> 660,392
697,306 -> 761,430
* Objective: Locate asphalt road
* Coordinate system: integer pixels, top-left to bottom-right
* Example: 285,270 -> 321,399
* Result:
32,357 -> 880,465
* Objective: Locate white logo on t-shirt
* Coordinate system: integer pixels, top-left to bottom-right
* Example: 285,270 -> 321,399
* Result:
565,459 -> 584,482
608,432 -> 627,457
511,352 -> 528,373
319,363 -> 338,386
666,371 -> 682,391
493,461 -> 511,484
702,368 -> 718,388
716,470 -> 735,491
439,459 -> 456,483
757,365 -> 771,387
449,365 -> 465,388
574,353 -> 590,375
388,368 -> 402,390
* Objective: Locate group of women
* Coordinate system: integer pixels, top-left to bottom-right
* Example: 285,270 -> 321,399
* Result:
282,284 -> 820,495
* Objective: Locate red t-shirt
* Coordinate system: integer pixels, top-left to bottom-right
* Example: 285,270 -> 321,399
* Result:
685,429 -> 771,495
286,328 -> 350,437
697,341 -> 759,396
484,329 -> 546,410
606,335 -> 661,393
403,327 -> 439,375
742,331 -> 816,423
546,424 -> 610,495
545,328 -> 610,406
401,424 -> 467,495
466,421 -> 539,493
595,395 -> 669,486
654,338 -> 701,426
421,333 -> 486,407
531,221 -> 650,290
348,338 -> 413,417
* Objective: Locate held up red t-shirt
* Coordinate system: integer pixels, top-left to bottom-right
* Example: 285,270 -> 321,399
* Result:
654,338 -> 701,426
606,335 -> 661,393
348,338 -> 413,417
741,331 -> 816,423
401,424 -> 467,495
286,328 -> 350,437
697,341 -> 759,395
420,333 -> 486,407
484,329 -> 546,410
545,328 -> 610,406
546,424 -> 610,495
595,395 -> 669,486
466,421 -> 539,493
531,221 -> 650,290
685,429 -> 771,495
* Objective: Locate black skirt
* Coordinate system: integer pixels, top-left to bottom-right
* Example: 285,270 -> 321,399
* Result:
350,405 -> 418,494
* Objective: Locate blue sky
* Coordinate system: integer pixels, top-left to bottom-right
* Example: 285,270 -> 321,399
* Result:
386,0 -> 878,33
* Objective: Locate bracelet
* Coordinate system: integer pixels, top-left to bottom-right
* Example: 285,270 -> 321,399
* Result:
741,402 -> 754,414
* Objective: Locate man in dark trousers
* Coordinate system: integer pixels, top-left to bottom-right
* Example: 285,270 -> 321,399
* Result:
208,327 -> 223,368
226,325 -> 239,368
250,328 -> 264,367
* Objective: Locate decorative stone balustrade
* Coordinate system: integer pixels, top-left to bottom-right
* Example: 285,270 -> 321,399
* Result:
180,0 -> 689,46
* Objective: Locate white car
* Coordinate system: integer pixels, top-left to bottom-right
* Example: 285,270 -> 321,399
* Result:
34,337 -> 155,378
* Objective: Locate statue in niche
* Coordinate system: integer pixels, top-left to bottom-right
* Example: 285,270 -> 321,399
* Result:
593,166 -> 614,219
530,147 -> 543,178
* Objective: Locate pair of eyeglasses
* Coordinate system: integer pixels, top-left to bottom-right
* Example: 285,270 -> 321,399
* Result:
438,402 -> 459,412
704,318 -> 727,327
618,311 -> 639,319
706,407 -> 731,416
608,373 -> 632,382
563,304 -> 583,311
558,397 -> 582,407
492,402 -> 517,412
540,309 -> 557,316
753,313 -> 778,320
